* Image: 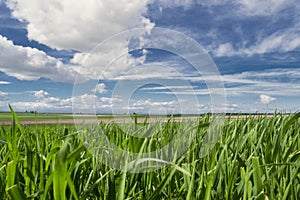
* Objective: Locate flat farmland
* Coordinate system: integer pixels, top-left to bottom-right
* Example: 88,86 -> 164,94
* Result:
0,112 -> 287,125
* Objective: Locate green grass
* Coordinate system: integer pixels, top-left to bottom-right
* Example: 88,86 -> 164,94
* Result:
0,112 -> 73,121
0,112 -> 177,121
0,108 -> 299,199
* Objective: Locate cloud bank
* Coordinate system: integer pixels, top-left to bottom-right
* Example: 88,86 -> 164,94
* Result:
2,0 -> 154,82
0,35 -> 77,81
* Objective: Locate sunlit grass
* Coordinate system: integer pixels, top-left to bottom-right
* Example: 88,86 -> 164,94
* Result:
0,112 -> 73,121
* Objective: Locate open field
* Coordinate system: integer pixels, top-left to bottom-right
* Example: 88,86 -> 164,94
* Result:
0,112 -> 73,121
0,112 -> 289,125
0,112 -> 106,125
0,109 -> 299,199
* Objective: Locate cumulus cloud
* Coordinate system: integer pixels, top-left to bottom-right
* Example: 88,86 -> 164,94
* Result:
93,83 -> 107,94
13,90 -> 126,113
5,88 -> 168,113
129,99 -> 180,114
6,0 -> 151,51
132,99 -> 178,107
17,94 -> 185,114
258,94 -> 276,104
34,90 -> 49,99
12,99 -> 72,113
0,35 -> 78,82
4,0 -> 299,81
71,44 -> 147,80
4,0 -> 155,81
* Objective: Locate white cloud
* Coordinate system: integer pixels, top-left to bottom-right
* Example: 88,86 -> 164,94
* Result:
198,103 -> 239,113
213,30 -> 300,57
34,90 -> 48,99
0,81 -> 11,84
154,0 -> 194,9
213,43 -> 236,57
237,0 -> 294,16
156,0 -> 296,17
132,99 -> 178,107
9,93 -> 125,113
0,92 -> 9,111
100,97 -> 123,104
222,68 -> 300,97
155,0 -> 231,10
243,31 -> 300,56
5,0 -> 155,81
141,85 -> 193,91
258,94 -> 276,104
255,31 -> 300,53
6,0 -> 151,51
238,68 -> 300,80
170,1 -> 297,57
0,35 -> 78,82
10,93 -> 97,113
147,67 -> 300,97
71,45 -> 147,80
110,63 -> 185,80
0,91 -> 8,100
93,83 -> 107,94
129,99 -> 180,114
153,89 -> 214,95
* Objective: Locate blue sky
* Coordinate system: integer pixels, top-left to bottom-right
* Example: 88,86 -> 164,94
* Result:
0,0 -> 299,114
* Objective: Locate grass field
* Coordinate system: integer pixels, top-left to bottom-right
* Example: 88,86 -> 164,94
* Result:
0,112 -> 144,122
0,107 -> 299,199
0,112 -> 73,121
